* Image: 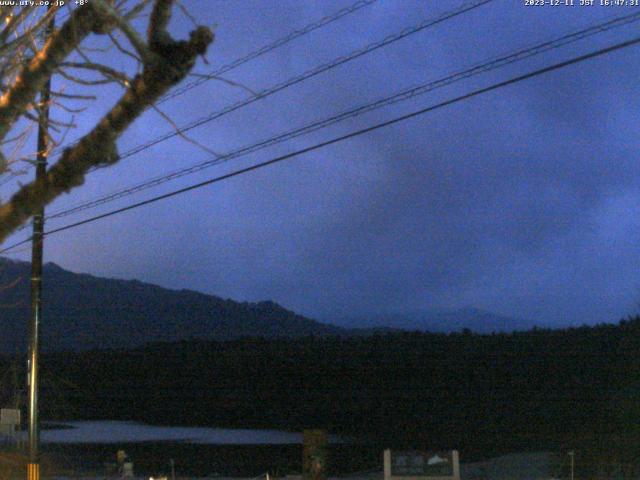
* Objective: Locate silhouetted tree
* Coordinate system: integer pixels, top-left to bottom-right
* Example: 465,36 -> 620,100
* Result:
0,1 -> 213,243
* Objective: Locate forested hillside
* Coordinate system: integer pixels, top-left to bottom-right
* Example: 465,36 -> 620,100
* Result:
7,318 -> 638,466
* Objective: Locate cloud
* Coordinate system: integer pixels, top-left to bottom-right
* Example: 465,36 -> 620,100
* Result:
17,0 -> 640,329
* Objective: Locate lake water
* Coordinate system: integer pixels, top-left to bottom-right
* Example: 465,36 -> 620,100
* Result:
27,421 -> 308,444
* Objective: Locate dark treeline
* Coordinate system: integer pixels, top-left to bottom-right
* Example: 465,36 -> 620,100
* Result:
4,318 -> 640,472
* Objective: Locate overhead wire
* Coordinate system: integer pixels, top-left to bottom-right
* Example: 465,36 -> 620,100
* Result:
6,0 -> 493,182
3,0 -> 495,220
156,0 -> 380,105
2,33 -> 639,255
0,0 -> 380,184
37,9 -> 640,225
109,0 -> 494,161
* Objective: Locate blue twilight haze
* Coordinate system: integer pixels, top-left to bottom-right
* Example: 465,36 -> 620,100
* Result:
3,0 -> 639,330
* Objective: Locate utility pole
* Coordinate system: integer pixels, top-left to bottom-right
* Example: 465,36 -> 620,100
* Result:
27,9 -> 54,480
568,450 -> 575,480
11,360 -> 19,408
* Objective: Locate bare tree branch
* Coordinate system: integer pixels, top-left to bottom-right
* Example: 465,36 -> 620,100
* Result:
0,0 -> 214,243
50,90 -> 97,101
152,103 -> 221,158
190,72 -> 257,96
61,61 -> 131,86
0,5 -> 107,143
93,0 -> 155,64
108,31 -> 142,63
57,68 -> 116,86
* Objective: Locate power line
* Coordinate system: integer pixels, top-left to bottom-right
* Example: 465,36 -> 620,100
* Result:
3,0 -> 488,185
113,0 -> 493,161
39,10 -> 640,225
157,0 -> 380,105
6,0 -> 492,186
2,33 -> 638,255
0,0 -> 379,184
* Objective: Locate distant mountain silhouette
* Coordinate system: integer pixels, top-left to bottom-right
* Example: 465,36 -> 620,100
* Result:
342,306 -> 539,334
0,257 -> 344,353
0,257 -> 535,353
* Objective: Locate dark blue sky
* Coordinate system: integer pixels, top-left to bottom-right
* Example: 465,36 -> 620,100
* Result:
3,0 -> 640,329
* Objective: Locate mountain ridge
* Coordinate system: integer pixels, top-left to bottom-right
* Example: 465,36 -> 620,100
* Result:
0,257 -> 344,353
0,257 -> 530,352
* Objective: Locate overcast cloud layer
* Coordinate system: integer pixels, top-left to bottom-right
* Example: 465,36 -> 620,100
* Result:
3,0 -> 640,329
